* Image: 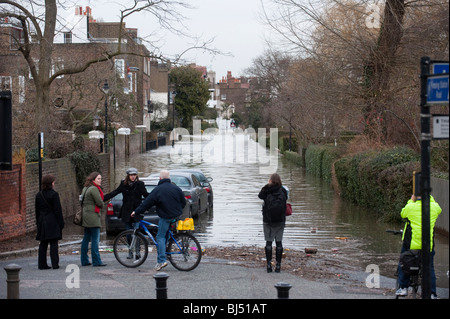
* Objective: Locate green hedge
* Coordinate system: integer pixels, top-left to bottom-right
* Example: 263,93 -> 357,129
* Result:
335,146 -> 419,222
68,151 -> 101,190
284,151 -> 304,167
304,145 -> 341,183
281,143 -> 427,222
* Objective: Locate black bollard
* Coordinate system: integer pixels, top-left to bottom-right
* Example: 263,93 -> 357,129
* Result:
4,264 -> 22,299
153,272 -> 169,299
274,282 -> 292,299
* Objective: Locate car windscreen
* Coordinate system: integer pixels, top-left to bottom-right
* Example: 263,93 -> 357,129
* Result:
192,173 -> 206,182
171,176 -> 191,187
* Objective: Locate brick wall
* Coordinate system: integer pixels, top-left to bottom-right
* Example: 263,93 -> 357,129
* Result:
0,164 -> 27,242
0,153 -> 111,242
24,153 -> 111,234
25,159 -> 79,232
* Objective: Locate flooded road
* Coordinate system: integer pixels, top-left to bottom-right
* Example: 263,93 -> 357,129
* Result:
63,130 -> 447,288
101,131 -> 448,287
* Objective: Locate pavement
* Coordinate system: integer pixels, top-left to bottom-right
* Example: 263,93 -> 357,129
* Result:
0,242 -> 448,303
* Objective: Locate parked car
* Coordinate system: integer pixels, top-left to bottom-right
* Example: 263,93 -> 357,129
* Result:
170,169 -> 214,208
147,171 -> 209,217
105,178 -> 191,235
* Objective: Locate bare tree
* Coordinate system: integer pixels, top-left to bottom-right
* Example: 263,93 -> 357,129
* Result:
0,0 -> 221,141
260,0 -> 448,147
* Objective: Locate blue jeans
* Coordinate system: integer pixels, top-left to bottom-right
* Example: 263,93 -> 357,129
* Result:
81,227 -> 103,266
156,218 -> 171,263
398,247 -> 436,294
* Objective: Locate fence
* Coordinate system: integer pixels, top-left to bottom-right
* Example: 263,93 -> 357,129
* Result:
431,177 -> 449,235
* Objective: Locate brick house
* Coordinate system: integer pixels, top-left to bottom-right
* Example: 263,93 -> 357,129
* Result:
0,6 -> 153,149
216,71 -> 251,120
0,6 -> 155,241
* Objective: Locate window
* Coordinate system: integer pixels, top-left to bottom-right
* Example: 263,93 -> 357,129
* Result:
221,94 -> 227,101
51,58 -> 64,79
18,76 -> 25,103
143,57 -> 150,75
115,59 -> 125,78
63,32 -> 72,44
10,27 -> 24,50
0,76 -> 12,90
128,72 -> 133,93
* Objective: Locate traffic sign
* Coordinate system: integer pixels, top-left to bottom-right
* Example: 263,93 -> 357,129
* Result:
431,62 -> 449,74
432,115 -> 449,139
427,74 -> 449,104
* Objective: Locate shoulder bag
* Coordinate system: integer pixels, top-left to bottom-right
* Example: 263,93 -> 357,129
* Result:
286,203 -> 292,216
73,187 -> 89,226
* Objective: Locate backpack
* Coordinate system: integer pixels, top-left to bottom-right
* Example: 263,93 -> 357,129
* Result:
264,189 -> 286,223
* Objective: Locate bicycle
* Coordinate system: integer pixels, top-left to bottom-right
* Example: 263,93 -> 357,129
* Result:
386,230 -> 421,299
113,219 -> 202,271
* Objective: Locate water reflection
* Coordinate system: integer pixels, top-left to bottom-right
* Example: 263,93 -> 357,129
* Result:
108,132 -> 448,288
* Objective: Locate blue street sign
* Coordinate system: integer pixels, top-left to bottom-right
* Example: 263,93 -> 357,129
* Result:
427,74 -> 449,104
431,63 -> 449,74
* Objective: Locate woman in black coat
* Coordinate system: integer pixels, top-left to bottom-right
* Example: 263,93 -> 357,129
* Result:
258,173 -> 287,273
104,168 -> 149,230
35,174 -> 64,269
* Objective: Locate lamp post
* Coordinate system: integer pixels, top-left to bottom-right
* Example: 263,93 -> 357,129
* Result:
101,80 -> 110,153
171,90 -> 177,147
93,114 -> 100,129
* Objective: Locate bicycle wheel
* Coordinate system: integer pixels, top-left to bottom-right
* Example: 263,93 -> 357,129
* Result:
166,232 -> 202,271
113,230 -> 148,268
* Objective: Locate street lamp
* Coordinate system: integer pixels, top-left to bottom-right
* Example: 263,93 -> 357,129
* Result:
170,90 -> 177,147
93,114 -> 100,129
101,80 -> 110,153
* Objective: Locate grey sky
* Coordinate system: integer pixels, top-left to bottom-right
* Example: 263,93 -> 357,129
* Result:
89,0 -> 271,78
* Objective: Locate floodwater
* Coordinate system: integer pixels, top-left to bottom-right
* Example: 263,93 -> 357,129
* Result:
67,129 -> 449,288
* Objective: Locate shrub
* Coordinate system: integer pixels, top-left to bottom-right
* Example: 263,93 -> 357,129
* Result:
68,151 -> 100,190
305,145 -> 325,177
334,146 -> 419,219
378,161 -> 420,222
284,151 -> 304,167
321,146 -> 341,183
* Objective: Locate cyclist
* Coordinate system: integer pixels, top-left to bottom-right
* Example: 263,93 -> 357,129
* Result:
131,170 -> 186,271
396,194 -> 442,298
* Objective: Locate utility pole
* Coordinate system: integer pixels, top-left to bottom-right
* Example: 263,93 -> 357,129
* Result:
419,56 -> 449,299
419,56 -> 431,299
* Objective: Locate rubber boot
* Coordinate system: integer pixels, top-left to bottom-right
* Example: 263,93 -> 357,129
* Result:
265,246 -> 273,273
275,247 -> 283,273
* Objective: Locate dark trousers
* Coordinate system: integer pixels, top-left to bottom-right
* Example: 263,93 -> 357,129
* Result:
38,239 -> 59,269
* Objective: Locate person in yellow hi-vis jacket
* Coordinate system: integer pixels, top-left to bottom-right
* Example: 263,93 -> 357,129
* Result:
396,194 -> 442,298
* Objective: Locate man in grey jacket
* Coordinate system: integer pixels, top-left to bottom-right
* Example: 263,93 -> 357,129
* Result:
132,170 -> 186,270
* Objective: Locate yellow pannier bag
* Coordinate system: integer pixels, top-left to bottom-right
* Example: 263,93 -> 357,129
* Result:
177,218 -> 194,231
